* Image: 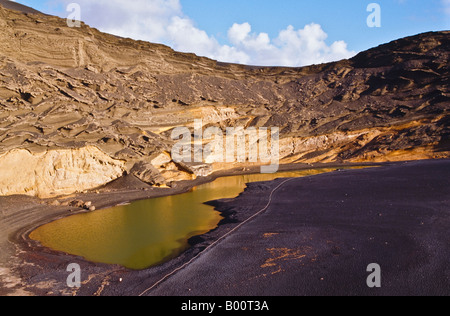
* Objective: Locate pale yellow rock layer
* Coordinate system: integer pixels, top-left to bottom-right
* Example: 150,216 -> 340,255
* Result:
0,146 -> 125,198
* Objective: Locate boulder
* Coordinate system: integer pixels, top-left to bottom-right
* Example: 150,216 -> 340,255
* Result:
130,162 -> 166,186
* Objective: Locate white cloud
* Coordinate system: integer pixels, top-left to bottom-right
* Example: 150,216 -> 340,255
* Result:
166,16 -> 250,64
60,0 -> 356,67
62,0 -> 182,43
227,23 -> 355,67
228,23 -> 252,46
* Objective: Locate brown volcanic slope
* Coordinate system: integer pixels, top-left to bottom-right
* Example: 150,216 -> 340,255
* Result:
0,0 -> 41,14
0,4 -> 448,197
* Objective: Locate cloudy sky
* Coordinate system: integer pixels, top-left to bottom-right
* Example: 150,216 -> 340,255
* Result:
12,0 -> 450,66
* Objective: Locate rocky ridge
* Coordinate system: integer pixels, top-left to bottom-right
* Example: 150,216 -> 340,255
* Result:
0,3 -> 448,197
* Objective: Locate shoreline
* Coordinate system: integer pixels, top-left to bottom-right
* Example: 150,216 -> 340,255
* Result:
13,161 -> 383,236
0,160 -> 429,295
150,158 -> 450,296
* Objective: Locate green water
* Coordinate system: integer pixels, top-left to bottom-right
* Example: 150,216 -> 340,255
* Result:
30,168 -> 344,270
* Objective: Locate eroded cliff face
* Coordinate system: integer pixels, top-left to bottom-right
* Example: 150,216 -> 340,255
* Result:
0,4 -> 448,197
0,146 -> 125,198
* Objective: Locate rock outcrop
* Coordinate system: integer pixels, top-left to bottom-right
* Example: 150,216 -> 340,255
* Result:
130,161 -> 166,186
0,2 -> 448,197
0,146 -> 125,198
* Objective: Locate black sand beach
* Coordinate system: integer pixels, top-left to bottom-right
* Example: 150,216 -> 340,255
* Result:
146,159 -> 450,296
2,160 -> 449,296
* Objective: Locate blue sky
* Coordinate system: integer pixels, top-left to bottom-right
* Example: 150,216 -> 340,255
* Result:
12,0 -> 450,66
182,0 -> 449,51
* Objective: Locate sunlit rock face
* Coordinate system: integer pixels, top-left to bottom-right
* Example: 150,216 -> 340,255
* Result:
0,3 -> 448,197
0,146 -> 125,198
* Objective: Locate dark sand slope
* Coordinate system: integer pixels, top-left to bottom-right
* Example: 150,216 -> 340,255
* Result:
0,0 -> 42,14
148,160 -> 450,296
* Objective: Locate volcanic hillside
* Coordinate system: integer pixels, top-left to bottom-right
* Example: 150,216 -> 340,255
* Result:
0,2 -> 448,197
